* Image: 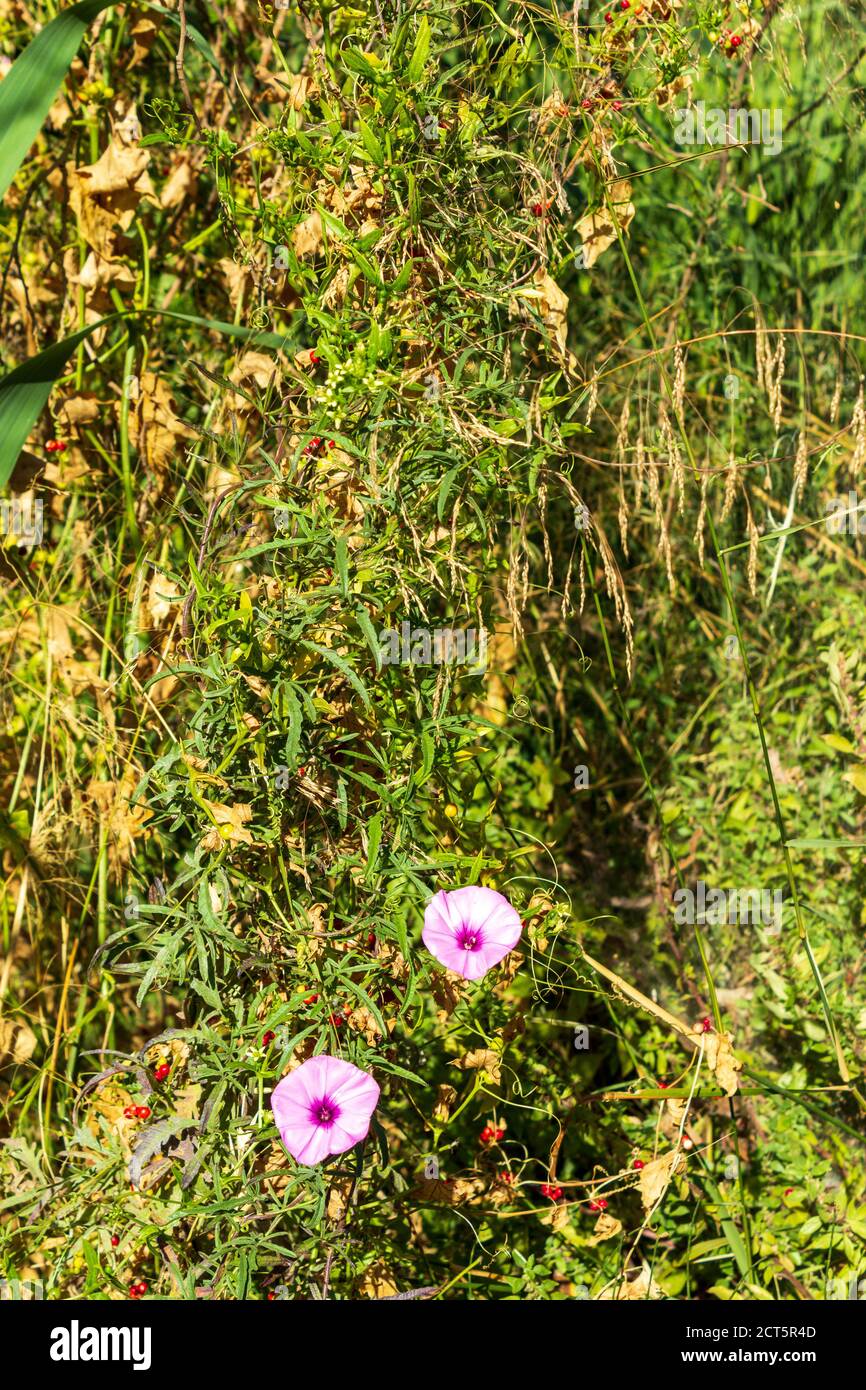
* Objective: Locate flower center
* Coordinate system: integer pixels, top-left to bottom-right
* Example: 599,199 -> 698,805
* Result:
312,1096 -> 340,1127
457,927 -> 483,952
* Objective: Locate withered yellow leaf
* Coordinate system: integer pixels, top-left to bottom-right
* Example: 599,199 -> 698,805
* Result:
453,1048 -> 501,1084
588,1211 -> 623,1245
358,1260 -> 400,1298
292,211 -> 323,258
0,1017 -> 37,1065
694,1028 -> 742,1097
432,1084 -> 457,1122
575,180 -> 635,267
67,133 -> 155,259
200,801 -> 255,851
126,371 -> 190,472
638,1149 -> 686,1212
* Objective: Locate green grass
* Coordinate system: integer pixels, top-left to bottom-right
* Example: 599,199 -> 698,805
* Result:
1,0 -> 866,1302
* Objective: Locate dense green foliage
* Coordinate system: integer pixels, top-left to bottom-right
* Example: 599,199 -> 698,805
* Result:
2,0 -> 866,1301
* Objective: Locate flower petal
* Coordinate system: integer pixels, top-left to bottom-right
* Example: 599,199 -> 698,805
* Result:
327,1113 -> 375,1155
422,918 -> 468,973
278,1119 -> 336,1166
270,1056 -> 380,1166
329,1062 -> 380,1115
421,886 -> 523,980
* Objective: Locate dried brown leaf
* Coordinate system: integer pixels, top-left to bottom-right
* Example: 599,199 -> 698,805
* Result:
575,180 -> 635,267
638,1149 -> 686,1212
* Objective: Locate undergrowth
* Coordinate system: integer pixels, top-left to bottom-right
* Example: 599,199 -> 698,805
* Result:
1,0 -> 866,1300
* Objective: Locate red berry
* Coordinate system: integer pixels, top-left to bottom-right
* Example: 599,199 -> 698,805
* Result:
731,34 -> 742,46
612,100 -> 623,111
480,1126 -> 493,1143
309,352 -> 321,365
110,1235 -> 120,1247
329,1013 -> 345,1027
500,1171 -> 514,1184
581,99 -> 594,110
46,439 -> 67,453
298,766 -> 306,777
267,1291 -> 276,1300
619,0 -> 629,7
367,932 -> 376,948
658,1081 -> 669,1089
123,1106 -> 136,1119
589,1198 -> 608,1211
129,1284 -> 141,1299
154,1062 -> 171,1082
136,1105 -> 151,1120
496,1127 -> 505,1140
604,12 -> 613,21
262,1030 -> 276,1046
136,1281 -> 148,1296
633,1159 -> 645,1170
784,1187 -> 794,1196
343,1003 -> 352,1016
682,1136 -> 694,1151
304,993 -> 319,1004
531,202 -> 544,217
701,1016 -> 712,1033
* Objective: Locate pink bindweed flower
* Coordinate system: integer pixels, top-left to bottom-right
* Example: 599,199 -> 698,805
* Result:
271,1055 -> 380,1165
422,885 -> 523,981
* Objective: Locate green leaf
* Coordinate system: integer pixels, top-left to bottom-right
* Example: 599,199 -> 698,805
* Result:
0,1 -> 220,205
356,114 -> 384,166
821,733 -> 856,754
335,535 -> 349,597
0,0 -> 114,203
343,47 -> 382,82
354,607 -> 383,672
319,208 -> 350,242
300,640 -> 372,709
418,730 -> 435,785
190,978 -> 222,1012
407,16 -> 431,84
785,838 -> 866,850
844,763 -> 866,795
437,465 -> 461,521
365,812 -> 383,878
349,246 -> 383,288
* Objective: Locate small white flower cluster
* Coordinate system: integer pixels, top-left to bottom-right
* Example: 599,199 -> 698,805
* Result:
312,344 -> 383,432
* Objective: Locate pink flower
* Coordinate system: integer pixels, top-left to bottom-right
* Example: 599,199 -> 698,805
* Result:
271,1055 -> 380,1165
422,886 -> 523,981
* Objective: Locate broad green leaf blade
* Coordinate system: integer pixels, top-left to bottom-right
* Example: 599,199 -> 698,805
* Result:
0,1 -> 223,205
0,320 -> 96,487
0,0 -> 112,203
786,838 -> 866,850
